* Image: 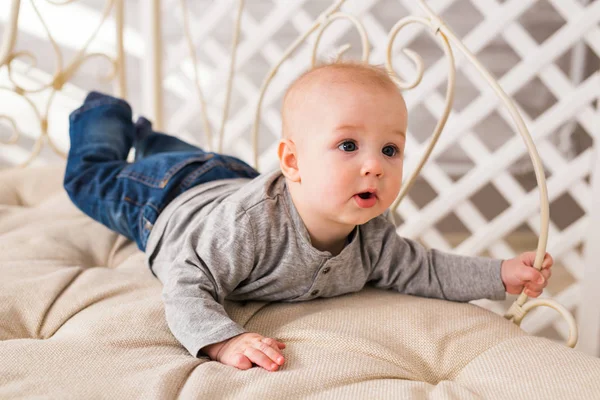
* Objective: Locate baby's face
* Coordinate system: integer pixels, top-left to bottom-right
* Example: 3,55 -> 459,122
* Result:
293,82 -> 407,227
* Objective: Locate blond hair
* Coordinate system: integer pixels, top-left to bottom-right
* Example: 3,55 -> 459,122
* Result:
281,62 -> 400,138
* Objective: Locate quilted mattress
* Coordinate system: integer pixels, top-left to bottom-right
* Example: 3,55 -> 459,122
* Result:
1,164 -> 599,399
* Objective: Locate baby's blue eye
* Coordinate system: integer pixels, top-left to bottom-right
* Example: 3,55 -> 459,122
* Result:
382,145 -> 398,157
339,141 -> 357,152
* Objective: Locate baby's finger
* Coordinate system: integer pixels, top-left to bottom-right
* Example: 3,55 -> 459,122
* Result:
527,273 -> 550,292
525,280 -> 545,293
262,337 -> 286,352
524,288 -> 541,298
515,265 -> 541,284
519,251 -> 537,266
542,253 -> 554,269
244,347 -> 280,371
261,337 -> 278,349
541,267 -> 552,281
256,339 -> 285,366
526,270 -> 547,290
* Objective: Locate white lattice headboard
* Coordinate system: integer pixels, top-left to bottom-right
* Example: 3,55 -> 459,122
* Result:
1,0 -> 599,354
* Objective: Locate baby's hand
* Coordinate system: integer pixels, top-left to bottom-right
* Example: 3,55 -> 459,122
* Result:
501,251 -> 553,297
202,333 -> 286,372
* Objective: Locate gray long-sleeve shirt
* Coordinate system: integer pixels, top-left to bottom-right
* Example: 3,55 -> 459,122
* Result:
146,169 -> 506,358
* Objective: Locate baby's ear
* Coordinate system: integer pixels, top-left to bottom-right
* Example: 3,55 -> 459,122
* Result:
278,139 -> 300,182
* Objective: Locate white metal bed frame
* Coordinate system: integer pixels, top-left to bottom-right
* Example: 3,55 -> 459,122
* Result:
1,0 -> 599,354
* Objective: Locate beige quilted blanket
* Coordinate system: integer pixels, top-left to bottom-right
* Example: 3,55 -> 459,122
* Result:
1,164 -> 599,399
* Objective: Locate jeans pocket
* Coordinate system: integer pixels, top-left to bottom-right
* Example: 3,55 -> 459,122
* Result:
117,152 -> 215,189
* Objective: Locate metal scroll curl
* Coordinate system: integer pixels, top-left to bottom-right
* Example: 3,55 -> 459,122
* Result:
0,0 -> 124,167
385,15 -> 456,219
395,2 -> 578,347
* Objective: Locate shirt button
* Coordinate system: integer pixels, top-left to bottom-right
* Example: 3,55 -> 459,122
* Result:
311,290 -> 319,296
322,267 -> 331,274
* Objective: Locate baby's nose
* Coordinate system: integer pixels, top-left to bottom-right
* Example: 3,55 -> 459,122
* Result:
361,157 -> 383,177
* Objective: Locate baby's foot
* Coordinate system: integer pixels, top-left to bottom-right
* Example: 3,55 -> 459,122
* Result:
84,91 -> 107,103
133,116 -> 155,161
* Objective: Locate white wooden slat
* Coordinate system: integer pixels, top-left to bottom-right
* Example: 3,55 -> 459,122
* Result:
168,0 -> 313,132
496,174 -> 588,288
455,149 -> 592,256
398,1 -> 600,181
484,113 -> 592,289
558,249 -> 586,284
420,230 -> 453,253
398,0 -> 538,108
418,149 -> 515,257
393,205 -> 454,253
399,72 -> 600,236
201,38 -> 257,101
576,55 -> 600,350
399,74 -> 599,239
548,0 -> 600,56
548,217 -> 587,263
501,23 -> 597,134
410,74 -> 525,237
536,141 -> 591,213
164,0 -> 237,74
578,144 -> 600,356
483,1 -> 598,158
450,130 -> 587,287
397,97 -> 523,261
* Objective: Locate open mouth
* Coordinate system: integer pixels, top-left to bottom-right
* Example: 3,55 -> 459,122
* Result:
354,191 -> 377,208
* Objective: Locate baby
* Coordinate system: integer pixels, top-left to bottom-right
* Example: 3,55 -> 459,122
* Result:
64,62 -> 553,372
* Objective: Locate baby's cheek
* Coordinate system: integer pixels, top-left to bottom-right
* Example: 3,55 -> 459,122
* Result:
319,183 -> 339,201
386,180 -> 403,201
375,191 -> 397,215
318,182 -> 346,208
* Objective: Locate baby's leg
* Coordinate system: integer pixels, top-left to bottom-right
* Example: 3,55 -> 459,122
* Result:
133,116 -> 204,160
64,92 -> 141,245
64,92 -> 259,251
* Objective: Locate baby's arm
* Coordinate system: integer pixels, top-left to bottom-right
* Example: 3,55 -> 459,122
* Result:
151,202 -> 285,370
367,219 -> 506,302
161,254 -> 285,370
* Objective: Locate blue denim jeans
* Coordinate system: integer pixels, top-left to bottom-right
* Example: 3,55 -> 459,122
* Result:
64,92 -> 259,251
